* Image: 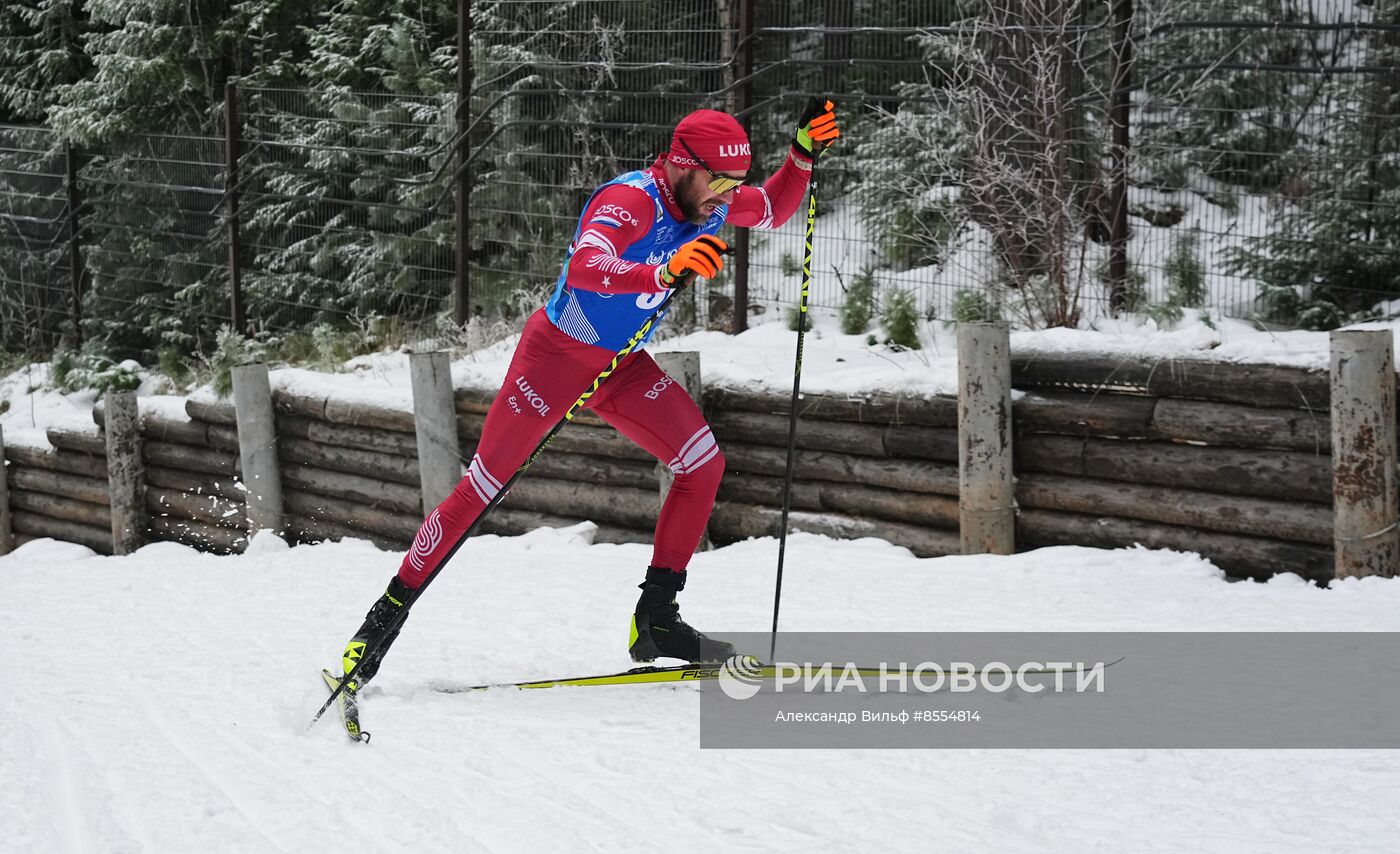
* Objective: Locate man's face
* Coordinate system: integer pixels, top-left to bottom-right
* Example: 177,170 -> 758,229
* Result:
676,168 -> 741,226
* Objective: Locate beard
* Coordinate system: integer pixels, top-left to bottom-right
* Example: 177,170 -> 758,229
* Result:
676,170 -> 713,225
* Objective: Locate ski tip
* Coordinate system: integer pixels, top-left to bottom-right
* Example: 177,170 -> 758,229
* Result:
320,669 -> 373,744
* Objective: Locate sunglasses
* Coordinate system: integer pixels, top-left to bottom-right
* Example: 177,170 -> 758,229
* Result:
679,137 -> 747,194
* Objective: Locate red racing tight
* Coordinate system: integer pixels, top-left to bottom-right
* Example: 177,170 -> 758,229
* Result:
396,309 -> 725,587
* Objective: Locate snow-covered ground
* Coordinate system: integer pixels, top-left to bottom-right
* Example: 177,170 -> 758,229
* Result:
2,529 -> 1398,853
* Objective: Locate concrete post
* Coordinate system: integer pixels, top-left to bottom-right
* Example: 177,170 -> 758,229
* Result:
232,363 -> 284,537
0,425 -> 12,555
410,351 -> 461,512
957,321 -> 1015,555
1330,330 -> 1399,579
104,390 -> 144,554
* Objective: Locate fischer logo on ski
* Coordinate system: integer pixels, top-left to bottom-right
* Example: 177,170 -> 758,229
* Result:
321,669 -> 371,743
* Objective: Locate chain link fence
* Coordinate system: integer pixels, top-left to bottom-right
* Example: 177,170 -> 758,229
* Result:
81,134 -> 227,357
1130,0 -> 1400,327
0,125 -> 68,353
239,87 -> 457,337
2,0 -> 1398,361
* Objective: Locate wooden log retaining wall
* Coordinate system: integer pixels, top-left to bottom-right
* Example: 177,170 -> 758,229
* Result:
269,389 -> 422,550
3,424 -> 113,554
702,387 -> 963,556
98,397 -> 249,554
1007,353 -> 1334,582
0,348 -> 1372,583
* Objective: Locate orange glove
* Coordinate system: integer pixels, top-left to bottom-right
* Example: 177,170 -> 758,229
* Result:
794,98 -> 839,157
658,235 -> 729,289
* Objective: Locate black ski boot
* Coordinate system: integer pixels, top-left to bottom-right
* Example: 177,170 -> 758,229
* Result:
628,566 -> 735,663
342,575 -> 412,690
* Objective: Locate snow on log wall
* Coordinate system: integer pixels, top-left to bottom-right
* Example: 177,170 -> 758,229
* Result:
0,353 -> 1349,581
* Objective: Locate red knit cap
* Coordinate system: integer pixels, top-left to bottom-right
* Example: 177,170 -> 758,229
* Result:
667,109 -> 751,175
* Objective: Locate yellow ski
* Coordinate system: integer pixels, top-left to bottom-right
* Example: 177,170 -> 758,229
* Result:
429,660 -> 1119,693
321,669 -> 371,743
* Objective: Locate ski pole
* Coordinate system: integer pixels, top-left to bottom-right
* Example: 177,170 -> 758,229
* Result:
769,152 -> 822,663
311,288 -> 683,728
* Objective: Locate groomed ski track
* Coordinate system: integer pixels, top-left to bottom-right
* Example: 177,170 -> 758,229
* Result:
4,527 -> 1399,853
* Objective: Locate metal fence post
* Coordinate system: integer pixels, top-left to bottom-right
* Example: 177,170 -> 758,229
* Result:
64,144 -> 85,346
104,390 -> 144,555
1107,0 -> 1133,313
0,425 -> 13,555
957,321 -> 1015,555
730,0 -> 755,335
453,0 -> 474,326
232,363 -> 284,538
1330,330 -> 1399,579
410,352 -> 461,511
225,80 -> 246,335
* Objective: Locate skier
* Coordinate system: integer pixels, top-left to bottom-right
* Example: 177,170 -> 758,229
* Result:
339,100 -> 841,691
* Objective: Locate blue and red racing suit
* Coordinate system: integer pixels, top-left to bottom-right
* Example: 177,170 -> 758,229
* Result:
544,153 -> 812,348
396,150 -> 814,585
